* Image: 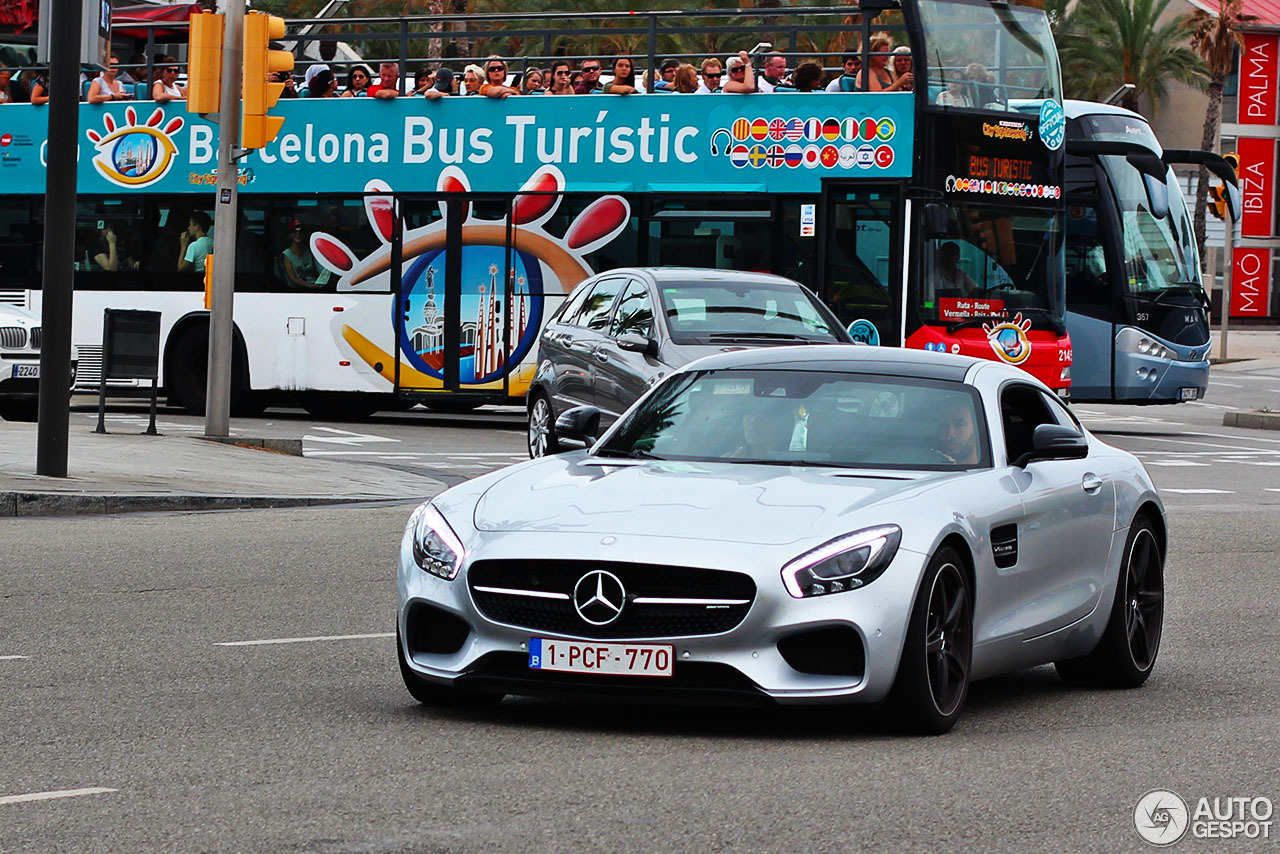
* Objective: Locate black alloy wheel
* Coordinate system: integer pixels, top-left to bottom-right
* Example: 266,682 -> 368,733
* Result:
527,392 -> 559,458
1055,515 -> 1163,688
888,546 -> 972,735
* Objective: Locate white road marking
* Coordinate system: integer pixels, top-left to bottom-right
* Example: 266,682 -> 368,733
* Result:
1266,488 -> 1280,493
0,787 -> 117,806
1162,488 -> 1234,494
1209,380 -> 1243,388
302,428 -> 400,447
1187,401 -> 1240,411
0,655 -> 28,661
1144,460 -> 1210,466
214,632 -> 394,647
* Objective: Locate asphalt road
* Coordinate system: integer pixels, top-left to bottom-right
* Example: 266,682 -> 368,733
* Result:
2,496 -> 1277,852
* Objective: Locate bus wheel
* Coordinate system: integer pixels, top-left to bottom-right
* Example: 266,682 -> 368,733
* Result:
167,326 -> 250,416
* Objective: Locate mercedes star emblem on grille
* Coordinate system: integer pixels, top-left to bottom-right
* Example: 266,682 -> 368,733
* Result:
573,570 -> 626,625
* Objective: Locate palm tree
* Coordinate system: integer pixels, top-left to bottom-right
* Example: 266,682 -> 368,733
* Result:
1187,0 -> 1251,258
1056,0 -> 1204,112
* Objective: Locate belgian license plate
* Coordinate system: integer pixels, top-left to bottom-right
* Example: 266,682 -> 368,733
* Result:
528,638 -> 673,677
12,364 -> 38,379
1179,387 -> 1199,401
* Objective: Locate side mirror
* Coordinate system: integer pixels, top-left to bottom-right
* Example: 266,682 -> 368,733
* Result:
923,203 -> 950,239
616,332 -> 657,356
555,405 -> 602,447
1015,423 -> 1089,467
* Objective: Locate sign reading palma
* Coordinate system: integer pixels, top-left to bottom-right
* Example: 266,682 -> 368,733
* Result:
2,94 -> 914,195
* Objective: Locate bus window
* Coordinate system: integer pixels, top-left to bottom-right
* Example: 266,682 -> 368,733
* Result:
647,217 -> 774,272
824,192 -> 895,345
0,199 -> 36,290
1064,205 -> 1112,320
243,197 -> 385,293
74,198 -> 146,288
546,196 -> 640,276
142,198 -> 214,286
918,0 -> 1061,109
918,203 -> 1063,328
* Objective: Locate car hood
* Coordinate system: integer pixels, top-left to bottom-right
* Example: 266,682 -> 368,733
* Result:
472,455 -> 933,546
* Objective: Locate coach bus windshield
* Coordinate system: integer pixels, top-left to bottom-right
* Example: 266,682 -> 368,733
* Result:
918,0 -> 1062,110
1099,155 -> 1201,299
918,203 -> 1064,328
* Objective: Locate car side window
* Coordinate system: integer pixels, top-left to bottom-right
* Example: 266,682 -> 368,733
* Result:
576,277 -> 626,332
555,283 -> 595,326
611,279 -> 654,338
999,384 -> 1058,463
1039,391 -> 1082,431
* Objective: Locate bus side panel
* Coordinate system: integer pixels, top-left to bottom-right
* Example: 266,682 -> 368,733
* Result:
1064,310 -> 1113,401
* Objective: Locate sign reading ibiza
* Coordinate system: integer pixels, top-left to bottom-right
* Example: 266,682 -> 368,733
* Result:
11,94 -> 915,195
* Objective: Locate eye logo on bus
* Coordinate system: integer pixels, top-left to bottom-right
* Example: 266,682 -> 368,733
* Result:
308,166 -> 630,389
85,107 -> 184,188
983,314 -> 1035,365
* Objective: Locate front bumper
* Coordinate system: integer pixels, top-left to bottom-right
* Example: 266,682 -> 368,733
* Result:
396,527 -> 929,705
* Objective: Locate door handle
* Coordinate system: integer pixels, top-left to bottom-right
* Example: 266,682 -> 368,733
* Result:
1081,473 -> 1103,494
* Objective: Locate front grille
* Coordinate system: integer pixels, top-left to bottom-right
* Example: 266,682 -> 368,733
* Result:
0,327 -> 26,349
29,327 -> 40,350
468,559 -> 756,639
76,344 -> 103,387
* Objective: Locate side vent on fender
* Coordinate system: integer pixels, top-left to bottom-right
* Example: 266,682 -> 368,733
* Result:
991,524 -> 1019,568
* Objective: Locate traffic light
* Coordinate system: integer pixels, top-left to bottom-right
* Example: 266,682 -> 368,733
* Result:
241,12 -> 293,150
1209,183 -> 1227,219
186,11 -> 224,115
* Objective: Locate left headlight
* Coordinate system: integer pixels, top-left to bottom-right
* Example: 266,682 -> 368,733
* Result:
781,525 -> 901,598
407,503 -> 466,580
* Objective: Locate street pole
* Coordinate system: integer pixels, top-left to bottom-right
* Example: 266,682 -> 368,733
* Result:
205,0 -> 244,438
1219,208 -> 1234,361
35,0 -> 84,478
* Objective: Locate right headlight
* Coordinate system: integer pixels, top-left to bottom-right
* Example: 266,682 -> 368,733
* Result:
781,525 -> 902,598
406,503 -> 466,580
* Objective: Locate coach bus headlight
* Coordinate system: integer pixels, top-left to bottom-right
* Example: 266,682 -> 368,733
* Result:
408,503 -> 465,580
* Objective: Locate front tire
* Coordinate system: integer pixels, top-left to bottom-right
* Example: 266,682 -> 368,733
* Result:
1055,516 -> 1163,688
527,392 -> 559,458
397,628 -> 503,708
887,546 -> 973,735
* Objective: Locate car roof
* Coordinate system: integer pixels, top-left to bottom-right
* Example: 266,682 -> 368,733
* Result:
598,267 -> 808,288
1064,100 -> 1150,123
686,344 -> 986,382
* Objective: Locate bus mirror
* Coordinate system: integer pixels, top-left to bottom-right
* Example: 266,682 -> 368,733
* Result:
1141,173 -> 1170,220
923,203 -> 950,238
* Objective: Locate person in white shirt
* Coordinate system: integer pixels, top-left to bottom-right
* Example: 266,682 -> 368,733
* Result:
824,54 -> 861,92
756,52 -> 787,93
695,58 -> 723,93
932,242 -> 979,296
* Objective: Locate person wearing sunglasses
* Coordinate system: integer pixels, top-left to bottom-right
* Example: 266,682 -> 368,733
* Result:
479,56 -> 519,99
574,59 -> 602,94
151,65 -> 187,102
721,51 -> 756,94
546,59 -> 575,95
341,65 -> 373,97
695,58 -> 723,93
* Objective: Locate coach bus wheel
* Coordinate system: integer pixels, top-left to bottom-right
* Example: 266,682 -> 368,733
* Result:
167,326 -> 250,416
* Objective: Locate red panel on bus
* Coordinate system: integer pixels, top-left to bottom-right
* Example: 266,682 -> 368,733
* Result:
905,324 -> 1072,392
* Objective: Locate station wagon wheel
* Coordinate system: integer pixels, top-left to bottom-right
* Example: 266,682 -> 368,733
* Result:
1055,515 -> 1163,688
527,393 -> 559,458
887,545 -> 972,735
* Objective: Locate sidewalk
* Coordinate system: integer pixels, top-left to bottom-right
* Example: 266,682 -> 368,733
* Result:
1209,328 -> 1280,364
0,420 -> 445,518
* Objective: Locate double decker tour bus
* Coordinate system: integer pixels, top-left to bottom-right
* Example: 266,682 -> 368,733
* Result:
1063,101 -> 1235,404
0,3 -> 1069,417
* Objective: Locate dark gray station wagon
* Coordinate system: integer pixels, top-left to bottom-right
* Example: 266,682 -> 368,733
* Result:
527,267 -> 852,457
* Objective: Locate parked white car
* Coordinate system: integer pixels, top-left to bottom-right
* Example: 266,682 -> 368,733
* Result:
0,305 -> 77,421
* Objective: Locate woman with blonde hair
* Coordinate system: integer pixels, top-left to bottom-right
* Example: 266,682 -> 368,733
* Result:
671,63 -> 699,93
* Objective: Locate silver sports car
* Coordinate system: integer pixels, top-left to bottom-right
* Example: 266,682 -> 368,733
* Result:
397,346 -> 1165,733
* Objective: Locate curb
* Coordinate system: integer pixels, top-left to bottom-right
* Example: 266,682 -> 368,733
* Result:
194,436 -> 305,456
0,492 -> 408,518
1222,411 -> 1280,431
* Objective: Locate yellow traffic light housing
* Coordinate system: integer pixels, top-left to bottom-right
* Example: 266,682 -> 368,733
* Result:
186,11 -> 225,115
203,253 -> 214,310
242,12 -> 293,149
1208,183 -> 1227,220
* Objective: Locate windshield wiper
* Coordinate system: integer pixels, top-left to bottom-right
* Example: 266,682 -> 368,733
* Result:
947,308 -> 1065,335
594,448 -> 665,460
707,332 -> 812,342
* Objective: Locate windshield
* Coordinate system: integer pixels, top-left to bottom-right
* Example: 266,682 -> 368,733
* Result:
1100,156 -> 1202,298
918,0 -> 1062,111
917,202 -> 1064,328
657,280 -> 843,344
600,369 -> 990,471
